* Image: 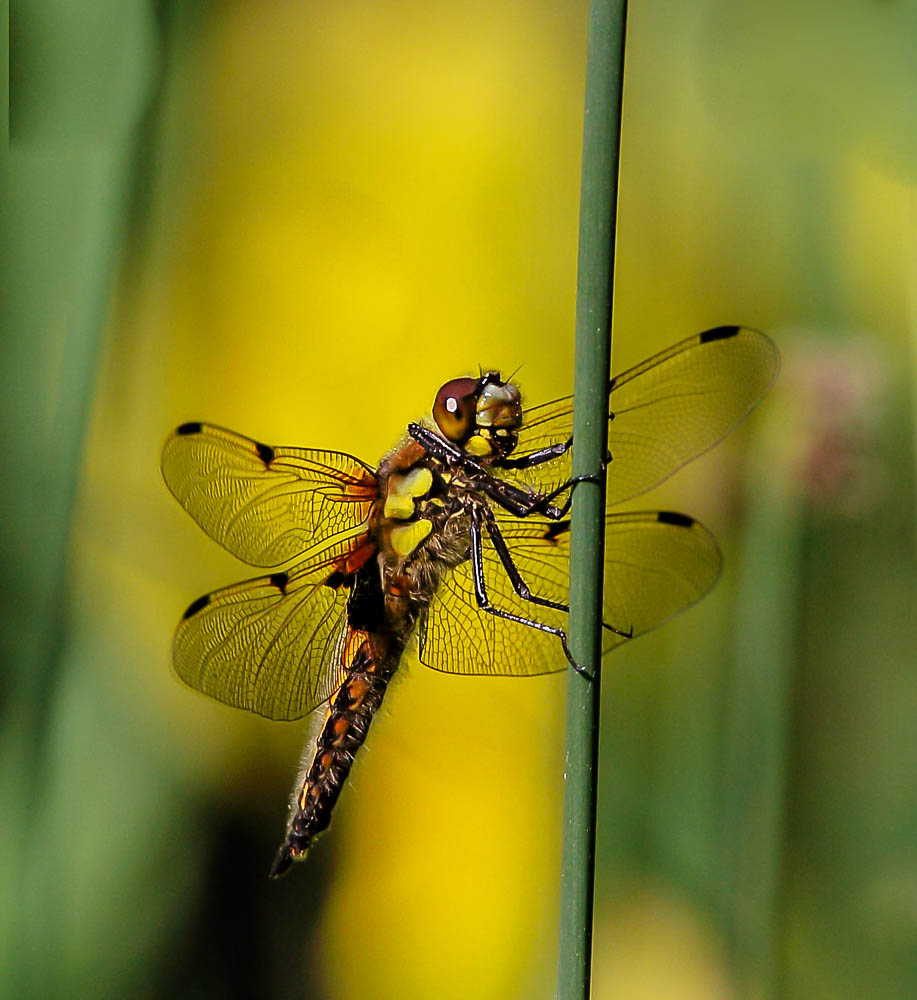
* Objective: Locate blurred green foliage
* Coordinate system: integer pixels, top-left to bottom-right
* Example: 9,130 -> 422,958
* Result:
3,2 -> 915,998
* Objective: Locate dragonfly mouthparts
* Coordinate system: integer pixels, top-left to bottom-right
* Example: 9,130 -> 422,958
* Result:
476,382 -> 522,429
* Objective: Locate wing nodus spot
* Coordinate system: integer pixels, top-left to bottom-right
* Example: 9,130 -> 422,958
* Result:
657,511 -> 695,528
699,325 -> 740,344
176,421 -> 203,436
255,441 -> 275,465
182,594 -> 210,619
542,520 -> 571,543
269,571 -> 290,594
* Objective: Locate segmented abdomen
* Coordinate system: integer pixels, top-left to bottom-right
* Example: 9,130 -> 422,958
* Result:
269,627 -> 402,878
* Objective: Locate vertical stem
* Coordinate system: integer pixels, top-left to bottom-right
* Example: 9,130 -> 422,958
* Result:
721,443 -> 799,999
557,2 -> 627,997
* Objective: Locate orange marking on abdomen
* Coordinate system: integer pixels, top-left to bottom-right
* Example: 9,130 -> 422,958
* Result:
347,678 -> 370,709
278,623 -> 404,869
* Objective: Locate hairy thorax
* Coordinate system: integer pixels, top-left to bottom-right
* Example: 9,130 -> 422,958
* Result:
374,436 -> 475,625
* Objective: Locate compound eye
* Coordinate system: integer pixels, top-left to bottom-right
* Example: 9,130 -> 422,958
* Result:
433,377 -> 479,442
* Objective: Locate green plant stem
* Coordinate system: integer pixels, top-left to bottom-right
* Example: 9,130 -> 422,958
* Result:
721,404 -> 799,999
557,1 -> 627,997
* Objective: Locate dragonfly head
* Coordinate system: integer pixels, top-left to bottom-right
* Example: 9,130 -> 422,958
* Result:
432,371 -> 522,459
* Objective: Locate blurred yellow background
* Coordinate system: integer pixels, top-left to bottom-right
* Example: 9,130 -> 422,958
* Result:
4,1 -> 916,998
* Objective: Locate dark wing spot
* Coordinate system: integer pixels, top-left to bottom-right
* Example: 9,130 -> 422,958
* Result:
542,520 -> 571,543
699,325 -> 740,344
269,572 -> 289,594
176,422 -> 203,436
182,594 -> 211,619
255,441 -> 275,465
656,511 -> 694,528
324,570 -> 351,590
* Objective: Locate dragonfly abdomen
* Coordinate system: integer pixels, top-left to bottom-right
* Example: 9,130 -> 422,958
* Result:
269,626 -> 404,878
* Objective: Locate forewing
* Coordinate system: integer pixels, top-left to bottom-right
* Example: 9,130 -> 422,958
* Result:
418,510 -> 721,676
161,422 -> 377,567
509,326 -> 778,504
172,545 -> 358,721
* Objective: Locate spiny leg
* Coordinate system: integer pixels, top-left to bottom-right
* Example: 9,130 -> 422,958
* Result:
481,506 -> 631,642
525,467 -> 605,518
407,422 -> 604,521
468,507 -> 592,678
494,438 -> 571,470
481,505 -> 570,615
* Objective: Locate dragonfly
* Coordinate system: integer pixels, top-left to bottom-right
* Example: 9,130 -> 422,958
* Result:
161,325 -> 778,878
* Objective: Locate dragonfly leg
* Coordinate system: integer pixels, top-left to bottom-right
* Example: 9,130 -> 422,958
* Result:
526,468 -> 605,518
484,507 -> 630,654
476,463 -> 607,521
481,506 -> 569,615
407,423 -> 566,520
496,437 -> 613,475
494,438 -> 572,470
468,508 -> 593,679
408,421 -> 604,524
498,465 -> 605,519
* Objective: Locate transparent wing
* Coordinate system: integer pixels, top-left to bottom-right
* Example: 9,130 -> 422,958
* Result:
418,510 -> 721,676
418,529 -> 567,678
161,422 -> 378,567
598,510 -> 721,652
172,537 -> 368,721
508,326 -> 779,504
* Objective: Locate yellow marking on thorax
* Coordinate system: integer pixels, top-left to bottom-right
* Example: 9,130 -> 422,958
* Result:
465,433 -> 492,457
383,466 -> 434,520
390,518 -> 433,556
